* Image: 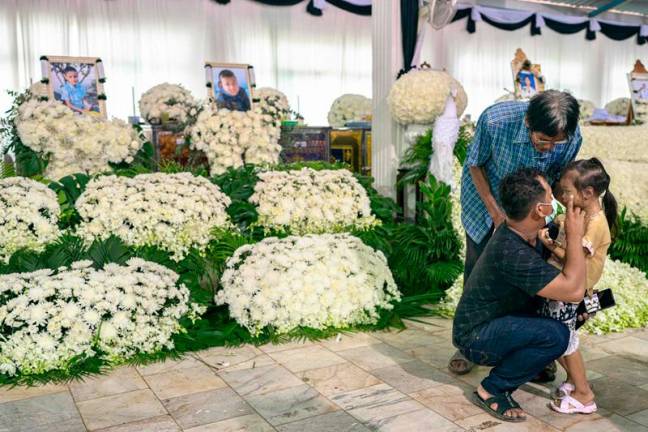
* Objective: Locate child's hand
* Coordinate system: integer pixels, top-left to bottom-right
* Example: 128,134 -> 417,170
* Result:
538,228 -> 554,250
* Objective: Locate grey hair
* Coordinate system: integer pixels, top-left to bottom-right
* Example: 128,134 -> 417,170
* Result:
526,90 -> 580,138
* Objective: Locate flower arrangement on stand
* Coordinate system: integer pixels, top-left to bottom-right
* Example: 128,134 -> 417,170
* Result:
578,99 -> 596,122
216,234 -> 400,335
605,97 -> 630,117
15,99 -> 142,180
388,69 -> 468,125
0,258 -> 204,377
327,94 -> 372,127
0,177 -> 61,262
138,83 -> 200,127
253,87 -> 291,127
189,106 -> 281,175
75,173 -> 233,260
250,168 -> 378,234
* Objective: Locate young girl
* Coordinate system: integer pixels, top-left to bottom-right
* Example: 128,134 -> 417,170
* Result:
538,157 -> 617,415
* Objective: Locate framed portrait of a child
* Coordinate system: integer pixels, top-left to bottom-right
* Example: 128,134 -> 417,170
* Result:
205,62 -> 255,112
510,49 -> 545,100
41,55 -> 107,117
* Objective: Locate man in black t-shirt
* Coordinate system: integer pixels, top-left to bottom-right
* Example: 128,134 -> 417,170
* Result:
452,168 -> 587,422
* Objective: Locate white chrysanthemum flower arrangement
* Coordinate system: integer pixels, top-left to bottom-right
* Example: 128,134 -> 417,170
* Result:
0,177 -> 61,263
388,69 -> 467,125
605,97 -> 630,117
15,100 -> 142,180
250,168 -> 378,235
578,99 -> 596,121
327,94 -> 371,127
189,106 -> 282,176
253,87 -> 291,127
75,173 -> 233,260
216,234 -> 400,335
138,83 -> 200,126
0,259 -> 204,376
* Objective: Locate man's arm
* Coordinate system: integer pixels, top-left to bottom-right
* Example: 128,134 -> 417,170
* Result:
470,166 -> 506,228
466,112 -> 506,227
537,195 -> 586,303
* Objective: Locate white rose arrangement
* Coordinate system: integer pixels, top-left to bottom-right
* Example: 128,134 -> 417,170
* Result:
253,87 -> 291,127
139,83 -> 200,126
189,106 -> 281,176
605,97 -> 630,117
0,259 -> 204,376
388,69 -> 468,125
250,168 -> 378,234
216,234 -> 400,335
327,94 -> 372,127
15,100 -> 142,180
0,177 -> 61,262
75,173 -> 233,260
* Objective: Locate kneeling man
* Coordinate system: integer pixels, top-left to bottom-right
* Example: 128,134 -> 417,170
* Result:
453,168 -> 586,422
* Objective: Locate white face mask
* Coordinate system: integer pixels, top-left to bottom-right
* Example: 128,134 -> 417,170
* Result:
544,198 -> 561,224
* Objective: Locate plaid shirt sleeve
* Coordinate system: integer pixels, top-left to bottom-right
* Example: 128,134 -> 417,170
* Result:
465,111 -> 493,167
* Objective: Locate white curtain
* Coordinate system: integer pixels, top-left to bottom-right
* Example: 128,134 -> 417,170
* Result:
0,0 -> 371,125
423,3 -> 648,119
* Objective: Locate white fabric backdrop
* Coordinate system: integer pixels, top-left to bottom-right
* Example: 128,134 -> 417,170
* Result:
422,3 -> 648,119
0,0 -> 371,125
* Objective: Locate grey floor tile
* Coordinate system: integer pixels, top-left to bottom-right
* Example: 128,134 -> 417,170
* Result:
0,391 -> 85,432
163,387 -> 252,430
277,411 -> 369,432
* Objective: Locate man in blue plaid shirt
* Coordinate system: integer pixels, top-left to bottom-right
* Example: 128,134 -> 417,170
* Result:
449,90 -> 582,375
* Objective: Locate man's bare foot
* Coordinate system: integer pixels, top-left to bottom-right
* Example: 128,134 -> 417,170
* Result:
477,384 -> 526,420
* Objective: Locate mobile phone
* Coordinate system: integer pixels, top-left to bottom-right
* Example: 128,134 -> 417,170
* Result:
575,289 -> 615,329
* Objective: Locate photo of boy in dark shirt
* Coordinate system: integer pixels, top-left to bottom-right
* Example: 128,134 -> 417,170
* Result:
215,69 -> 251,112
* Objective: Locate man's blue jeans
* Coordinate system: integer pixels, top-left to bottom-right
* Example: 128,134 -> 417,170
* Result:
459,315 -> 569,395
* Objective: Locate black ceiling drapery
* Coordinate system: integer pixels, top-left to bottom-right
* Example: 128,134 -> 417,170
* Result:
452,6 -> 648,45
213,0 -> 370,16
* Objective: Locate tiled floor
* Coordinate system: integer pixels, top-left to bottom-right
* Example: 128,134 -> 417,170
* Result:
2,317 -> 648,431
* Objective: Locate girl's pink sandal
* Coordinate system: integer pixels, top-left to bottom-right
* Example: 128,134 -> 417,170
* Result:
550,395 -> 597,414
553,382 -> 575,398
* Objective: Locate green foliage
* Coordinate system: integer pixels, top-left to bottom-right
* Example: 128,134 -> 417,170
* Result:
48,173 -> 90,228
398,129 -> 433,188
211,165 -> 260,229
454,123 -> 474,165
388,176 -> 462,296
610,208 -> 648,274
1,159 -> 16,179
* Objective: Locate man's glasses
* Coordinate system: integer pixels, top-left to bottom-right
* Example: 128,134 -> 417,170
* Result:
530,132 -> 568,146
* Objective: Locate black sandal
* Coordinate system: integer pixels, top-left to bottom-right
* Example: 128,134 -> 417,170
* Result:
470,391 -> 526,423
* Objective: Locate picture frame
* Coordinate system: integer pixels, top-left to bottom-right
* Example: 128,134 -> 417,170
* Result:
627,60 -> 648,124
511,49 -> 545,100
40,55 -> 107,117
205,62 -> 255,112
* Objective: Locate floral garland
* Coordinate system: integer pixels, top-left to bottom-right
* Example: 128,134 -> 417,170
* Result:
0,259 -> 204,376
0,177 -> 61,263
138,83 -> 200,126
388,69 -> 468,125
216,234 -> 400,335
15,100 -> 142,180
250,168 -> 378,234
327,94 -> 372,128
189,106 -> 281,175
75,173 -> 233,260
253,87 -> 290,127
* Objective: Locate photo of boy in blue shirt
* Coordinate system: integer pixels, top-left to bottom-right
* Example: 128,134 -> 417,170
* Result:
215,69 -> 251,112
59,66 -> 91,113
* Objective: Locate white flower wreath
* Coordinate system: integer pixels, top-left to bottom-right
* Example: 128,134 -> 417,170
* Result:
327,94 -> 371,127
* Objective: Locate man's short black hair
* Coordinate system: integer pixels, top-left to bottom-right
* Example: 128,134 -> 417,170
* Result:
526,90 -> 580,138
218,69 -> 235,80
63,66 -> 77,74
499,168 -> 547,221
